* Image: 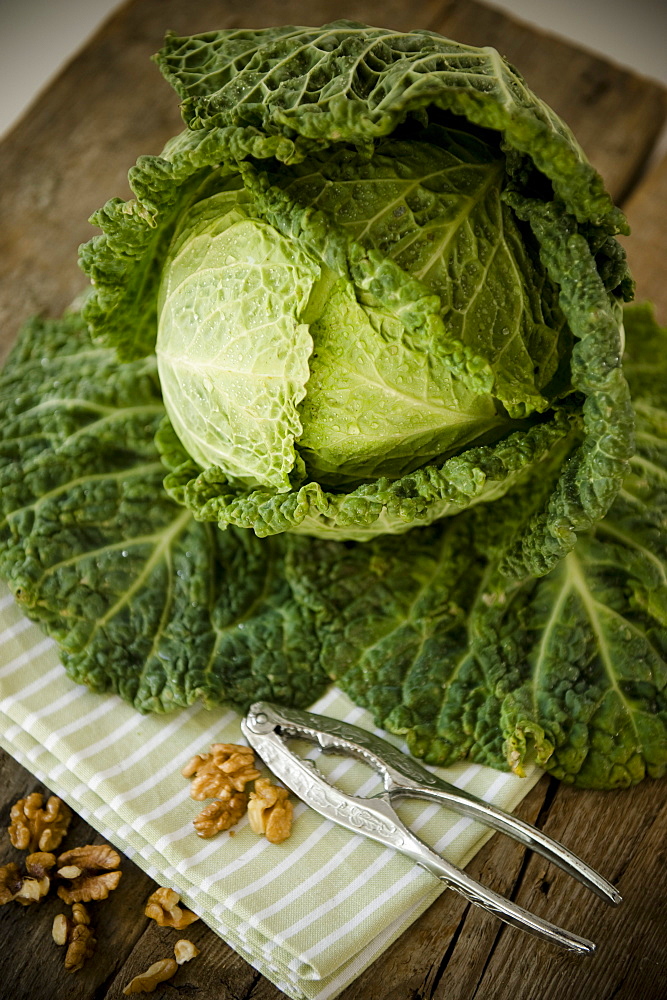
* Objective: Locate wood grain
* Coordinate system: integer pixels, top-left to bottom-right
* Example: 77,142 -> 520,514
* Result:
623,153 -> 667,322
1,1 -> 666,999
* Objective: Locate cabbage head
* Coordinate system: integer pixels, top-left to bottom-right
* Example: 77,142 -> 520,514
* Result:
80,21 -> 634,569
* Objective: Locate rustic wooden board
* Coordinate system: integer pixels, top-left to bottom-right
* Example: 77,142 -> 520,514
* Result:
1,1 -> 666,999
623,153 -> 667,322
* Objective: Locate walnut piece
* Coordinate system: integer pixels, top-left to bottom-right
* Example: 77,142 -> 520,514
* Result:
53,902 -> 96,972
71,900 -> 91,924
52,913 -> 70,945
56,844 -> 121,903
182,743 -> 260,798
0,852 -> 56,905
144,887 -> 199,929
123,958 -> 178,994
9,792 -> 71,852
247,778 -> 293,844
53,902 -> 92,942
192,789 -> 248,838
65,923 -> 97,972
174,939 -> 200,965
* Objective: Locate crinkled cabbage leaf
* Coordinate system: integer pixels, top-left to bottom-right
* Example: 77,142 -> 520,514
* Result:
79,21 -> 634,561
0,305 -> 664,788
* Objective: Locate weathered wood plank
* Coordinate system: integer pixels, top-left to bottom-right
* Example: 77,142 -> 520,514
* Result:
0,749 -> 156,999
104,915 -> 260,1000
332,773 -> 667,1000
0,748 -> 259,1000
622,153 -> 667,322
449,778 -> 667,1000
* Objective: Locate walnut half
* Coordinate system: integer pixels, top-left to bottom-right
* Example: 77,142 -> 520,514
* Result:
182,743 -> 260,799
247,778 -> 293,844
0,852 -> 56,906
192,789 -> 248,838
9,793 -> 71,852
144,887 -> 199,929
56,844 -> 122,903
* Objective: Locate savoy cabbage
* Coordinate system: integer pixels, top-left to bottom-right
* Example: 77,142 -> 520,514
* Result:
1,22 -> 664,790
80,21 -> 634,561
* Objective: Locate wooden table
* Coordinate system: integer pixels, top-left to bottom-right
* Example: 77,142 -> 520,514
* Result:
1,2 -> 666,998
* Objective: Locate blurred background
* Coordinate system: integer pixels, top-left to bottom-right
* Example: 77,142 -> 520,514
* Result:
1,0 -> 666,138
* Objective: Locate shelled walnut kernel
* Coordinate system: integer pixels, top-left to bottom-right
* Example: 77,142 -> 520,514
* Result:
144,887 -> 199,929
181,742 -> 294,841
65,923 -> 96,973
9,793 -> 71,852
0,852 -> 56,905
248,778 -> 293,844
174,939 -> 200,964
56,844 -> 122,903
123,958 -> 178,994
182,743 -> 260,798
192,788 -> 248,838
52,913 -> 70,945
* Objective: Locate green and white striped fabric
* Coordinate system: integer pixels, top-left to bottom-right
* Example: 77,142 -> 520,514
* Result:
0,581 -> 541,999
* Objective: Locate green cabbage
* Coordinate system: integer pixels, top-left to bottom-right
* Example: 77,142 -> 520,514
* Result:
80,20 -> 633,560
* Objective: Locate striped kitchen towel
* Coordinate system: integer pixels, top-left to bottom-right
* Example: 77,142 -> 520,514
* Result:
0,582 -> 541,1000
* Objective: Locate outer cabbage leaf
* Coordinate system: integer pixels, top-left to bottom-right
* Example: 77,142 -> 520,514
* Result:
304,304 -> 666,788
79,21 -> 633,561
0,313 -> 330,713
155,22 -> 622,230
158,405 -> 580,541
